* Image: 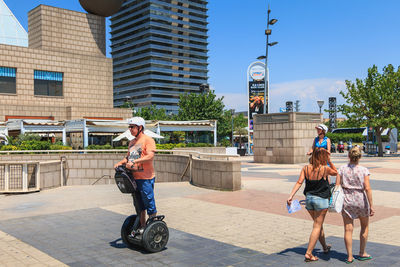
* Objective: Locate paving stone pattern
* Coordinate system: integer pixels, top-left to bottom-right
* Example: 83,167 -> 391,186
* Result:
0,208 -> 399,266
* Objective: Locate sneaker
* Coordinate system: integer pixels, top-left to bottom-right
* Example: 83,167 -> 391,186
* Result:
130,227 -> 144,236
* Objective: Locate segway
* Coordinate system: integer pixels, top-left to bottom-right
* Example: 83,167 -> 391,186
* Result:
114,165 -> 169,253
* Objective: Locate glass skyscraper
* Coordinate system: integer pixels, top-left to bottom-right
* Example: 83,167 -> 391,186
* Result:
110,0 -> 208,113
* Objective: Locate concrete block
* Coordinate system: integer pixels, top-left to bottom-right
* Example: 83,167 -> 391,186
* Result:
82,160 -> 90,169
89,160 -> 97,169
220,171 -> 232,190
94,169 -> 103,179
68,159 -> 82,168
86,168 -> 95,178
232,172 -> 241,190
98,159 -> 106,168
81,178 -> 90,185
77,168 -> 85,178
210,172 -> 221,188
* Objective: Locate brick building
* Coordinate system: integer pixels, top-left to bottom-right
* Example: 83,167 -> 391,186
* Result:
0,4 -> 131,122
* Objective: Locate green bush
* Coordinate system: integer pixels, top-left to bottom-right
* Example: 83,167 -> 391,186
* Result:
0,145 -> 18,151
219,139 -> 231,147
155,143 -> 213,150
326,133 -> 364,143
49,144 -> 73,150
16,133 -> 41,144
18,140 -> 51,150
87,144 -> 113,150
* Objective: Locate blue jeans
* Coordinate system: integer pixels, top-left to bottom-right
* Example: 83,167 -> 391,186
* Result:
305,194 -> 329,210
133,178 -> 157,216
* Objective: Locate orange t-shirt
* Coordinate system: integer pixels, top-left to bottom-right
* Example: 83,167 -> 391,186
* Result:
127,134 -> 156,180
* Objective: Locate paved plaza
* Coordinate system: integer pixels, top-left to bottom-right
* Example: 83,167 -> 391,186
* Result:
0,155 -> 399,266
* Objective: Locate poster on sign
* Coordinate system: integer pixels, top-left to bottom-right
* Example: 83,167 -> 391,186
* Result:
247,62 -> 267,130
249,81 -> 265,120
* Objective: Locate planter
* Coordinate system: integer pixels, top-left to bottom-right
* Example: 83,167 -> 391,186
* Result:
237,148 -> 246,156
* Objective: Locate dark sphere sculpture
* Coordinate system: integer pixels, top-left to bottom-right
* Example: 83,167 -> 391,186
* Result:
79,0 -> 124,17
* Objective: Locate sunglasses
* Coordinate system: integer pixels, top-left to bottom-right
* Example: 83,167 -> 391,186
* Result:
128,125 -> 136,129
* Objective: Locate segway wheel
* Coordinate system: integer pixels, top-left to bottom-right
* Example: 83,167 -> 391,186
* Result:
121,215 -> 138,248
142,221 -> 169,253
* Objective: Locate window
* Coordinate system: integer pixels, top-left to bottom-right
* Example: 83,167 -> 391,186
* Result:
34,70 -> 63,96
0,67 -> 16,94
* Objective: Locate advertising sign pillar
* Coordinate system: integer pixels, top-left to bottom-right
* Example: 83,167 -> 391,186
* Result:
247,61 -> 268,154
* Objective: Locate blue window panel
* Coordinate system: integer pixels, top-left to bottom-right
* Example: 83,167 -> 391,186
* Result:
0,67 -> 16,77
34,70 -> 63,81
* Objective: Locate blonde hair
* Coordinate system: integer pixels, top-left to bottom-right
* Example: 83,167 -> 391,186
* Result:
349,147 -> 362,163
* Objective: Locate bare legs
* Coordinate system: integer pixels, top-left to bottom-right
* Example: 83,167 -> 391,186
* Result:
342,213 -> 354,262
140,211 -> 158,228
342,213 -> 370,261
305,209 -> 328,260
140,210 -> 146,228
359,216 -> 370,257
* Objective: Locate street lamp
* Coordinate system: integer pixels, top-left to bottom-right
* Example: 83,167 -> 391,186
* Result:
317,100 -> 324,114
260,5 -> 278,114
230,109 -> 235,146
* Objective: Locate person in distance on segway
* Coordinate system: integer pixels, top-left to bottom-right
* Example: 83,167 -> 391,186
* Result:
114,117 -> 157,235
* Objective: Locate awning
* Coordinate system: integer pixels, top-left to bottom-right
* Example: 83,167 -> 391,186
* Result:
113,129 -> 164,142
362,128 -> 390,136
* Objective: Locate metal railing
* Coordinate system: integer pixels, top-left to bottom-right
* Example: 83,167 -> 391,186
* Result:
0,149 -> 239,160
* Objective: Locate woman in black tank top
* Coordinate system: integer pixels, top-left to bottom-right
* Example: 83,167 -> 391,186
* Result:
287,147 -> 338,262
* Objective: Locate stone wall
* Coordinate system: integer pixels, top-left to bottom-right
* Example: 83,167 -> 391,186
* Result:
172,147 -> 228,154
1,153 -> 240,190
0,5 -> 131,121
253,112 -> 322,164
40,162 -> 62,189
29,5 -> 106,56
191,158 -> 241,191
154,154 -> 190,182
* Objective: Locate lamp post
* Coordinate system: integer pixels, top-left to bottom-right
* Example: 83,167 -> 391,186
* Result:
231,109 -> 235,146
317,100 -> 324,114
257,5 -> 278,114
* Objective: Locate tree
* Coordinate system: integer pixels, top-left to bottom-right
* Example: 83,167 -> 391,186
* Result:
178,90 -> 226,144
135,105 -> 174,121
217,110 -> 234,142
233,113 -> 248,148
178,90 -> 225,121
338,64 -> 400,156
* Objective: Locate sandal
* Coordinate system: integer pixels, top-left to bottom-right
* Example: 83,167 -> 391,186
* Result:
304,254 -> 318,262
358,255 -> 372,261
323,245 -> 331,254
345,258 -> 354,264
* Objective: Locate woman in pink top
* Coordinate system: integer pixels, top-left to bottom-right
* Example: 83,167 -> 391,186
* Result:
337,147 -> 375,263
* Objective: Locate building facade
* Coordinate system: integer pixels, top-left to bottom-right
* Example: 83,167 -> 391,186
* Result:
110,0 -> 209,113
0,4 -> 131,122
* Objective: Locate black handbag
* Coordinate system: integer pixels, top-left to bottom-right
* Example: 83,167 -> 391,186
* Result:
114,165 -> 137,193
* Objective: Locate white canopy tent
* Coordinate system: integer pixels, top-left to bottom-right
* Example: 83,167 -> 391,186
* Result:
113,129 -> 164,142
1,119 -> 218,148
145,120 -> 218,146
5,119 -> 66,143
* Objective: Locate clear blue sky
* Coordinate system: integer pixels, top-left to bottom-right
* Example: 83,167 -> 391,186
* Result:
6,0 -> 400,115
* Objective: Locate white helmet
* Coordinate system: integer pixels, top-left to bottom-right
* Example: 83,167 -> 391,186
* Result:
315,124 -> 328,133
128,117 -> 145,128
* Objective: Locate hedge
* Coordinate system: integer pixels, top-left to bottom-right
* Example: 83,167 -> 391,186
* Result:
84,143 -> 213,150
326,133 -> 389,143
326,133 -> 364,143
0,140 -> 72,151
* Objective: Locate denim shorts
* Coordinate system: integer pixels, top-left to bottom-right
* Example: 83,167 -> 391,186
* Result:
132,177 -> 157,216
305,194 -> 329,210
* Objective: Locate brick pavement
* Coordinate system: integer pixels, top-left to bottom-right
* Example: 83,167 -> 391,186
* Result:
0,156 -> 399,266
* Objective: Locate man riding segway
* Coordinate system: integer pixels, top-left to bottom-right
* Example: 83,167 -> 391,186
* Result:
114,117 -> 168,252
